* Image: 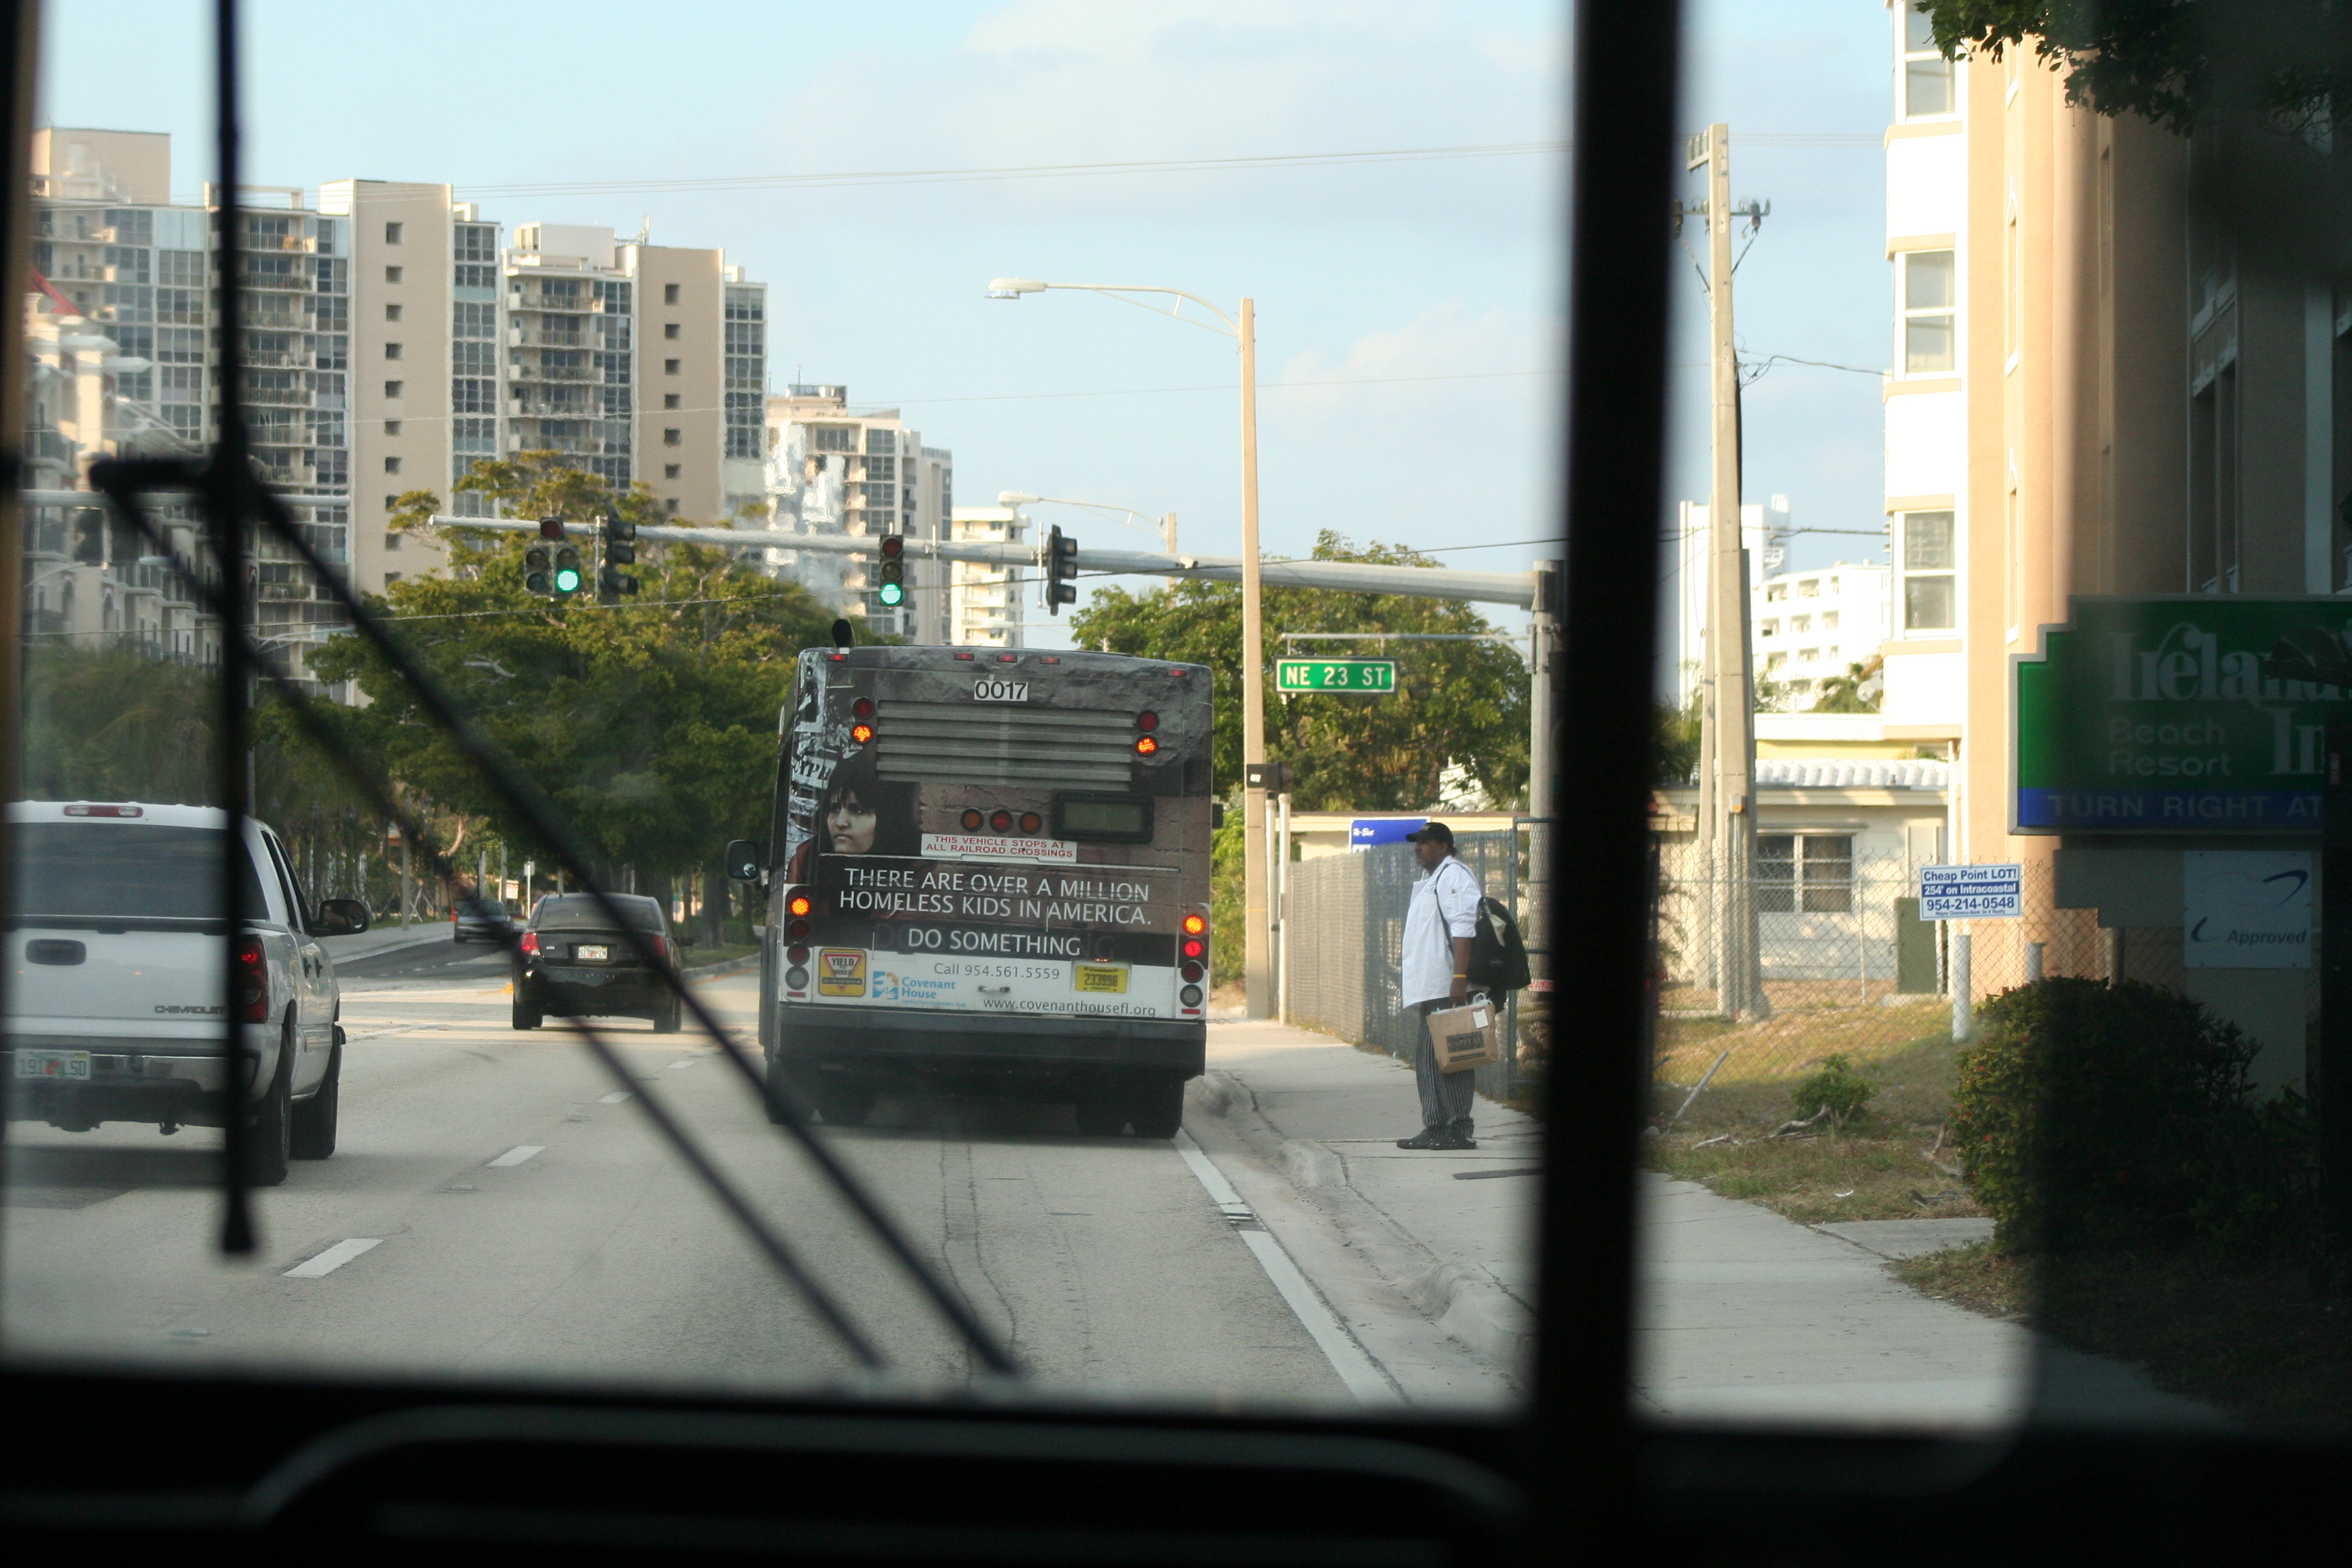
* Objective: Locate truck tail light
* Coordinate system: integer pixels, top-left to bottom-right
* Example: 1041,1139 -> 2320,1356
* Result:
235,934 -> 269,1022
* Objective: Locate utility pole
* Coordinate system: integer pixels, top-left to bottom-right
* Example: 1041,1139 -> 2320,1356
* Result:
1239,297 -> 1273,1020
1690,124 -> 1767,1020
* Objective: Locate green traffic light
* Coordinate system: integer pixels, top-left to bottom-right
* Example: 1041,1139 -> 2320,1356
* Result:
555,568 -> 583,593
877,581 -> 905,606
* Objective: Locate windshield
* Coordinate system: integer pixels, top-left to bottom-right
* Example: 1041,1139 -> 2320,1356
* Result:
0,0 -> 1563,1424
11,823 -> 265,921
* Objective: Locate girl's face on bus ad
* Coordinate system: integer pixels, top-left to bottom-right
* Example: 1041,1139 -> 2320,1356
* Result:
827,790 -> 877,855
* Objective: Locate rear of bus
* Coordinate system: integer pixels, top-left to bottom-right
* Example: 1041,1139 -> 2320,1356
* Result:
758,646 -> 1213,1134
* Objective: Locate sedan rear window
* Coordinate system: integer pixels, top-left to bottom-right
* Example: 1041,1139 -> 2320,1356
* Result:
12,823 -> 267,921
530,894 -> 664,932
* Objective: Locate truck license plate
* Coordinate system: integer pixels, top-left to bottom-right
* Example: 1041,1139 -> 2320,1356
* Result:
16,1049 -> 92,1081
574,944 -> 610,962
1073,964 -> 1128,995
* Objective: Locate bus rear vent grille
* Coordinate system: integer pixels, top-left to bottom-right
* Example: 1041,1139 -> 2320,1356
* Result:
877,702 -> 1136,786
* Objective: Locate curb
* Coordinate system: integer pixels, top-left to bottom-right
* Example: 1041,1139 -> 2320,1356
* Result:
1277,1138 -> 1345,1188
1188,1069 -> 1252,1118
1402,1262 -> 1537,1373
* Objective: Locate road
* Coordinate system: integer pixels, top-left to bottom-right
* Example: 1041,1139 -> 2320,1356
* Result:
1,965 -> 1363,1408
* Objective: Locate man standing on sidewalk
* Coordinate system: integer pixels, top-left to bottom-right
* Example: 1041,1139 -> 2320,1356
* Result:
1397,821 -> 1484,1151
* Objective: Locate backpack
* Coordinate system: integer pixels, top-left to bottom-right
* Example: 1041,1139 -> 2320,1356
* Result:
1466,895 -> 1531,993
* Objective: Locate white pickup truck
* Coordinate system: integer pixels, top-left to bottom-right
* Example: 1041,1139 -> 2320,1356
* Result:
5,801 -> 369,1185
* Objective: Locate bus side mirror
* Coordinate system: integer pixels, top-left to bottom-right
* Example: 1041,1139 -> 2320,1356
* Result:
725,840 -> 763,882
1213,803 -> 1226,830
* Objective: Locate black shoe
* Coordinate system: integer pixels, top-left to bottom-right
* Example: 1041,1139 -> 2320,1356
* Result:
1443,1133 -> 1480,1151
1396,1128 -> 1451,1149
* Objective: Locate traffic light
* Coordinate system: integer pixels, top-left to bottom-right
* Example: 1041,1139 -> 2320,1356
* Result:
553,544 -> 584,598
525,516 -> 564,597
1045,524 -> 1079,614
877,533 -> 905,608
598,511 -> 638,603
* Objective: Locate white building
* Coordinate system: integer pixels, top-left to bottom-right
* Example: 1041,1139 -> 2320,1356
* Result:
1671,493 -> 1792,706
947,506 -> 1028,648
1877,0 -> 1969,750
1754,560 -> 1890,702
763,386 -> 953,640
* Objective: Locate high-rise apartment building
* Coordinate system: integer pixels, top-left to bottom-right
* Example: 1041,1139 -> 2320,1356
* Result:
763,386 -> 953,640
947,506 -> 1028,649
29,128 -> 353,685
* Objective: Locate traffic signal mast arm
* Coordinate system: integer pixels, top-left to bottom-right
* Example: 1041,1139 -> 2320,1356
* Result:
424,516 -> 1542,609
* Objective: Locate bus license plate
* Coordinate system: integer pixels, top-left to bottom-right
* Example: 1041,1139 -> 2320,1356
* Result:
16,1049 -> 92,1081
574,944 -> 610,962
971,679 -> 1029,702
1073,964 -> 1128,995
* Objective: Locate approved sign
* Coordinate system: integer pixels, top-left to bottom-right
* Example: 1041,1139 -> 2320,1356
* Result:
1918,864 -> 2023,919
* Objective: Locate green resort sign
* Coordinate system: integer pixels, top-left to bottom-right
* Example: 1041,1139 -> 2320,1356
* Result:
2014,596 -> 2352,833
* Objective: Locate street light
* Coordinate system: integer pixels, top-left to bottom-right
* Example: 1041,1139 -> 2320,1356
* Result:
996,491 -> 1177,557
987,274 -> 1273,1019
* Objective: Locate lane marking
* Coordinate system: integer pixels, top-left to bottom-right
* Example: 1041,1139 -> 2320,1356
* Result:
598,1091 -> 633,1104
487,1145 -> 544,1168
1171,1130 -> 1399,1405
666,1058 -> 699,1071
282,1237 -> 382,1279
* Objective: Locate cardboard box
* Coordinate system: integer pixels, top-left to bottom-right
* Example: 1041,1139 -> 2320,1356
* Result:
1426,999 -> 1501,1074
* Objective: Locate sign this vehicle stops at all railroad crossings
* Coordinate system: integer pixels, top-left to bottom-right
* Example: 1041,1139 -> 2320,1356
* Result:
1275,658 -> 1396,693
1918,864 -> 2024,919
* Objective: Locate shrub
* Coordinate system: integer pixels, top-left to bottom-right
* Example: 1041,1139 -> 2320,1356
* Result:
1952,977 -> 2311,1256
1791,1053 -> 1875,1128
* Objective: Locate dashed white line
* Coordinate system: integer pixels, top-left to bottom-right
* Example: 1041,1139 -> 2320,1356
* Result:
666,1058 -> 699,1071
486,1145 -> 544,1168
282,1237 -> 382,1279
1171,1130 -> 1399,1405
598,1091 -> 633,1104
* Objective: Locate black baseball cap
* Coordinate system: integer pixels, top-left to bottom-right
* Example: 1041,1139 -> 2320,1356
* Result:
1405,821 -> 1453,844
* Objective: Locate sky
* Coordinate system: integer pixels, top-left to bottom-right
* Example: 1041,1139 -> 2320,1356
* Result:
37,0 -> 1891,652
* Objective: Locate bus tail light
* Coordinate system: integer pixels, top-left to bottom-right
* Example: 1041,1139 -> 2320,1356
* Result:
787,944 -> 811,965
787,917 -> 811,940
235,935 -> 270,1022
1179,910 -> 1209,1013
788,894 -> 813,918
962,808 -> 984,830
1019,812 -> 1042,834
785,966 -> 811,992
850,722 -> 875,746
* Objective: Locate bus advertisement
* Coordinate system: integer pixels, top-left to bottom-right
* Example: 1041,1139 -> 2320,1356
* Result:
743,646 -> 1214,1137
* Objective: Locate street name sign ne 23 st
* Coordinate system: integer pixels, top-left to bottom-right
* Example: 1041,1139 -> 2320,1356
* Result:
2012,595 -> 2352,834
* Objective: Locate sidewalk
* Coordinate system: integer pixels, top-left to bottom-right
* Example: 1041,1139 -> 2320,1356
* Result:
1188,1015 -> 2227,1427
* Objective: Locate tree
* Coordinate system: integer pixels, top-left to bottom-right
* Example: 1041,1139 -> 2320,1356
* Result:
308,457 -> 843,927
1918,1 -> 2352,132
1810,657 -> 1882,715
1068,532 -> 1529,812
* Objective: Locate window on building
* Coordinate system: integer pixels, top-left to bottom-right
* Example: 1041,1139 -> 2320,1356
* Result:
385,221 -> 403,244
385,265 -> 403,284
2190,361 -> 2242,592
1755,833 -> 1855,915
1765,651 -> 1787,673
1791,615 -> 1811,634
383,494 -> 400,511
664,359 -> 680,374
814,425 -> 858,452
664,497 -> 679,514
385,380 -> 403,398
664,282 -> 680,304
1765,583 -> 1786,601
664,323 -> 681,340
1823,610 -> 1839,630
1901,5 -> 1956,118
384,456 -> 402,474
1761,620 -> 1778,638
664,393 -> 681,409
1902,250 -> 1956,372
384,420 -> 402,436
1799,647 -> 1820,664
1899,509 -> 1957,630
1797,578 -> 1819,597
664,463 -> 681,479
385,342 -> 403,360
384,304 -> 402,323
384,532 -> 402,552
866,427 -> 898,455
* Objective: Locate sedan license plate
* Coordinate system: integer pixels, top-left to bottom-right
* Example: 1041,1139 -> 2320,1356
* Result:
574,943 -> 610,962
1073,964 -> 1128,995
16,1049 -> 93,1081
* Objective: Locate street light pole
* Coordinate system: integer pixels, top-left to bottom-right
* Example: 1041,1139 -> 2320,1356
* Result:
986,276 -> 1275,1017
1237,297 -> 1271,1018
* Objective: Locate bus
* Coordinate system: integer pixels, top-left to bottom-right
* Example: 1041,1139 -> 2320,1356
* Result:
739,644 -> 1215,1137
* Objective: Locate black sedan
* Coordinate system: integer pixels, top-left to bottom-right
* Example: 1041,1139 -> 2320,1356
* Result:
513,893 -> 682,1032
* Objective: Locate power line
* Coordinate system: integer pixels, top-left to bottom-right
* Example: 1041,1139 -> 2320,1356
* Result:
864,366 -> 1558,409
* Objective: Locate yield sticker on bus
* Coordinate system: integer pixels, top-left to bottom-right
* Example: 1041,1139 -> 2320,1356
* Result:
817,949 -> 868,996
1073,964 -> 1129,995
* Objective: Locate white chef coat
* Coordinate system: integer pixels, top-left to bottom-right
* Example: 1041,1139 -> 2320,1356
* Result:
1401,854 -> 1483,1008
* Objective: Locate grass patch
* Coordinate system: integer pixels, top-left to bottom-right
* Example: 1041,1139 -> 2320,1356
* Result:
680,943 -> 758,968
1646,1124 -> 1979,1224
1889,1240 -> 2031,1319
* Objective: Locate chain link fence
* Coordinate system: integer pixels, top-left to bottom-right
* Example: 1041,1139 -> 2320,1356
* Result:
1281,830 -> 1538,1105
1652,845 -> 2120,1127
